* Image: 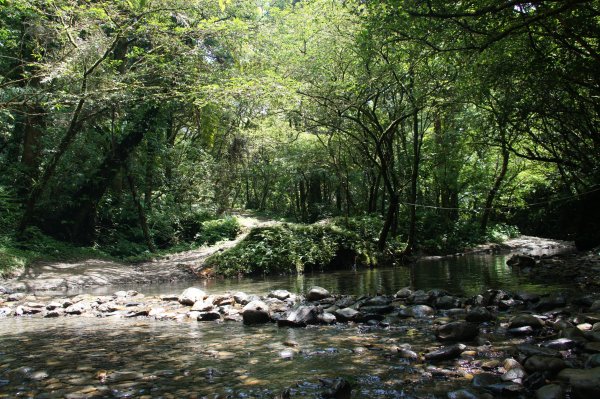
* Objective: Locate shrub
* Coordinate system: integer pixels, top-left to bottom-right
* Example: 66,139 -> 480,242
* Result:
206,216 -> 385,277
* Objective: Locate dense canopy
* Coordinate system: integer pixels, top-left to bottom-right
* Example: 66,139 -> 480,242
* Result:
1,0 -> 599,270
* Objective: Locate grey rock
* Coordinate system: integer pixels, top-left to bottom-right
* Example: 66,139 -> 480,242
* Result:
306,286 -> 330,301
516,344 -> 560,358
524,355 -> 566,374
0,307 -> 12,317
178,287 -> 206,306
557,367 -> 600,398
277,305 -> 320,327
424,344 -> 466,361
242,300 -> 271,324
395,287 -> 412,299
541,338 -> 578,350
509,314 -> 544,329
334,307 -> 361,322
318,312 -> 337,324
320,377 -> 351,399
466,307 -> 495,323
411,304 -> 435,318
363,296 -> 391,306
447,389 -> 479,399
7,293 -> 25,302
507,254 -> 536,268
269,290 -> 292,301
501,367 -> 526,382
233,291 -> 250,305
535,384 -> 563,399
198,311 -> 221,321
472,372 -> 501,388
65,302 -> 89,315
436,321 -> 479,342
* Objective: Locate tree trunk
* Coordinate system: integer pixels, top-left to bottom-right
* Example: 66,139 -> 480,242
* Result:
378,194 -> 398,251
127,173 -> 156,252
406,108 -> 420,255
481,144 -> 510,233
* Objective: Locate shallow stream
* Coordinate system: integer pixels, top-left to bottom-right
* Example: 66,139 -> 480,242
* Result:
0,252 -> 574,398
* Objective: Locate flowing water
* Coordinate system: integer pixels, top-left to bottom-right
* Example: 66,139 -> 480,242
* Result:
0,253 -> 573,398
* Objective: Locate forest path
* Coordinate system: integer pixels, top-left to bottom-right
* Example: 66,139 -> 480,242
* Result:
1,214 -> 278,292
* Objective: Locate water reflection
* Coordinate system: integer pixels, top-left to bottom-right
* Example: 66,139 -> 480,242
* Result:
53,253 -> 567,298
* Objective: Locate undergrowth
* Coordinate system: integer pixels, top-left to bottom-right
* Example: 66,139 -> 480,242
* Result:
205,216 -> 386,277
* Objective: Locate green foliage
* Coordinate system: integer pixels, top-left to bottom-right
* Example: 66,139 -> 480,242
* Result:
206,216 -> 384,277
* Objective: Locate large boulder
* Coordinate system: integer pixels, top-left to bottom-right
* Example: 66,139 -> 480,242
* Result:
558,367 -> 600,398
466,307 -> 495,323
524,355 -> 566,374
424,344 -> 466,361
306,286 -> 330,302
178,288 -> 206,306
242,300 -> 271,325
334,307 -> 361,322
508,314 -> 544,329
435,321 -> 479,342
277,306 -> 320,327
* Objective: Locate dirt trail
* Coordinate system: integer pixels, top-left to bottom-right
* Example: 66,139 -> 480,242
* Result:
1,214 -> 277,292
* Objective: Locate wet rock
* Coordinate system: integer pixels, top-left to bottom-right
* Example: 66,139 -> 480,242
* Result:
503,358 -> 523,371
515,292 -> 540,303
124,308 -> 150,317
395,287 -> 412,299
436,296 -> 460,310
585,354 -> 600,368
535,384 -> 563,399
584,342 -> 600,353
447,389 -> 479,399
45,301 -> 62,310
334,307 -> 361,322
524,355 -> 566,374
306,286 -> 330,301
363,296 -> 392,306
516,344 -> 560,358
524,371 -> 547,390
318,312 -> 337,324
590,300 -> 600,311
424,344 -> 466,361
191,301 -> 214,312
178,288 -> 206,306
411,304 -> 435,318
397,348 -> 419,360
212,294 -> 234,306
7,293 -> 25,301
557,367 -> 600,398
277,305 -> 320,327
159,294 -> 179,301
65,302 -> 89,315
97,302 -> 121,313
507,254 -> 536,268
501,367 -> 526,382
335,296 -> 356,308
466,307 -> 495,323
198,311 -> 221,321
242,300 -> 271,324
359,305 -> 393,314
320,377 -> 351,399
541,338 -> 578,350
44,309 -> 63,318
410,290 -> 433,305
436,321 -> 479,342
509,314 -> 544,329
508,326 -> 536,336
472,373 -> 501,388
0,307 -> 12,317
535,294 -> 567,311
269,290 -> 292,301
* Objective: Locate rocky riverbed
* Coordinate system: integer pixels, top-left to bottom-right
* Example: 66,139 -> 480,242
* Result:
2,276 -> 600,398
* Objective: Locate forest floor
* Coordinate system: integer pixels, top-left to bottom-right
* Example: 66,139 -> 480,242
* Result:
0,214 -> 278,292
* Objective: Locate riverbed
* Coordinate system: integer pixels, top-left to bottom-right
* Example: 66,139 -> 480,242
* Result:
0,251 -> 588,398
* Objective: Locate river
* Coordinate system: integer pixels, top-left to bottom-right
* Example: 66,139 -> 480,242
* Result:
0,253 -> 573,398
